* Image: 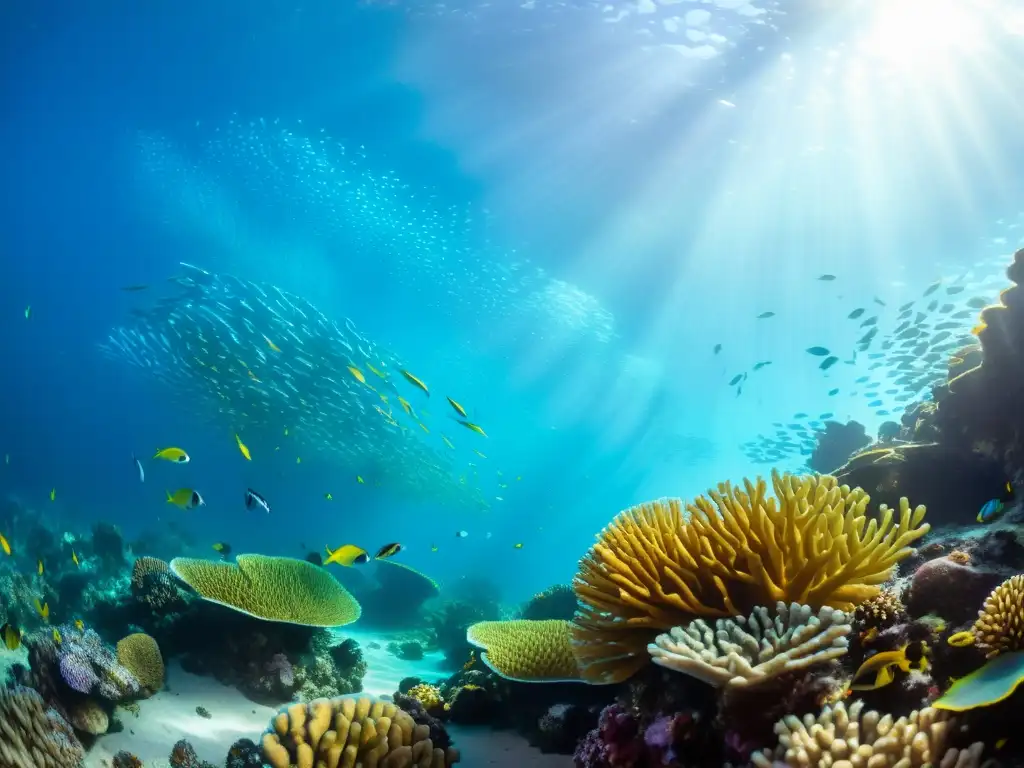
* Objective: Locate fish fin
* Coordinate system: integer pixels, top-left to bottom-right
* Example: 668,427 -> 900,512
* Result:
165,490 -> 173,503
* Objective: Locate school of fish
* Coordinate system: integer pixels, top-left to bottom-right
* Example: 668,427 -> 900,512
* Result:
96,263 -> 492,509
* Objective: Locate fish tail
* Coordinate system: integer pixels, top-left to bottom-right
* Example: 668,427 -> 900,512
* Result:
165,490 -> 173,503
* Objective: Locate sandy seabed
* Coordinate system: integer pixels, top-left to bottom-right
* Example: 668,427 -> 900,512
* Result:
4,629 -> 572,766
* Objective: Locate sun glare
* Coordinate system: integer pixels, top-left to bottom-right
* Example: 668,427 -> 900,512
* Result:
859,0 -> 987,67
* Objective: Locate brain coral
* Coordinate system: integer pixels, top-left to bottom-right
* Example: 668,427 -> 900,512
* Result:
466,620 -> 582,682
573,470 -> 929,683
0,685 -> 84,768
116,633 -> 165,695
170,554 -> 362,627
261,695 -> 460,768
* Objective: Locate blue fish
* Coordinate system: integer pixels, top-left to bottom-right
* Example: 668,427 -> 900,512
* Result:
978,498 -> 1004,523
978,481 -> 1015,523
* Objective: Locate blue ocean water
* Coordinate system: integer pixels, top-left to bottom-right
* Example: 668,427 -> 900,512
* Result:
1,0 -> 1022,606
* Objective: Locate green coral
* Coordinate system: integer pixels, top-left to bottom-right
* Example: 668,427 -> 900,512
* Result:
466,619 -> 582,683
170,554 -> 361,627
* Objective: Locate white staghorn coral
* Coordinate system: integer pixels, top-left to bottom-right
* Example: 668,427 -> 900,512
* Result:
646,602 -> 851,689
750,699 -> 984,768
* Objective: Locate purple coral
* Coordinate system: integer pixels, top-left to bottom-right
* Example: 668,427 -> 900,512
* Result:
574,705 -> 642,768
49,624 -> 141,701
59,653 -> 100,694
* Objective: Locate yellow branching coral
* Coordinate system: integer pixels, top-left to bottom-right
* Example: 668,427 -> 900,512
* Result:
406,684 -> 444,712
170,554 -> 362,627
260,695 -> 459,768
466,620 -> 582,682
116,633 -> 165,695
750,700 -> 983,767
0,685 -> 84,768
573,470 -> 929,684
973,574 -> 1024,658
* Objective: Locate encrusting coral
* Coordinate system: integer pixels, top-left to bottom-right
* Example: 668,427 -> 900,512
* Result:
853,588 -> 907,632
572,470 -> 929,683
465,619 -> 582,682
0,684 -> 84,768
116,632 -> 165,695
260,695 -> 460,768
750,700 -> 984,768
972,574 -> 1024,659
170,554 -> 362,627
647,602 -> 852,689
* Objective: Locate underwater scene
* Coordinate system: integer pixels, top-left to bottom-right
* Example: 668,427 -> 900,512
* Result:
2,0 -> 1024,766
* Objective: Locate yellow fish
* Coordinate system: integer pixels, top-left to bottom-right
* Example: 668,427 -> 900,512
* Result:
379,393 -> 389,404
1,623 -> 21,650
247,370 -> 260,383
418,422 -> 430,434
347,365 -> 367,384
400,369 -> 429,396
284,428 -> 289,436
35,599 -> 49,621
513,542 -> 524,549
849,642 -> 928,691
0,533 -> 9,556
71,550 -> 79,567
154,447 -> 190,464
366,363 -> 387,378
324,544 -> 370,567
446,396 -> 468,418
457,420 -> 487,437
37,559 -> 43,576
397,396 -> 414,416
473,450 -> 487,459
50,488 -> 55,502
235,434 -> 252,461
52,628 -> 62,645
441,435 -> 455,450
430,544 -> 438,552
324,492 -> 333,501
166,488 -> 205,509
296,457 -> 302,464
263,335 -> 282,353
74,619 -> 84,631
356,476 -> 364,484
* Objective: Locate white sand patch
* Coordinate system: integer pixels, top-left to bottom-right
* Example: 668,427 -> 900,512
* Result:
85,661 -> 275,768
336,628 -> 456,697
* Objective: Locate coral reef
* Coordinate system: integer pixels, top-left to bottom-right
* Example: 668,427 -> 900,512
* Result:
169,738 -> 217,768
131,556 -> 188,611
0,684 -> 84,768
426,599 -> 499,666
973,574 -> 1024,658
521,584 -> 579,621
116,632 -> 165,695
260,695 -> 460,768
750,700 -> 983,767
170,554 -> 362,626
647,602 -> 851,689
467,619 -> 581,682
807,420 -> 871,474
573,470 -> 929,683
573,703 -> 717,768
355,560 -> 441,630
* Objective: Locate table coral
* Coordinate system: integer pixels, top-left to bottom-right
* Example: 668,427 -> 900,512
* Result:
170,554 -> 362,627
466,619 -> 582,682
573,470 -> 929,684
